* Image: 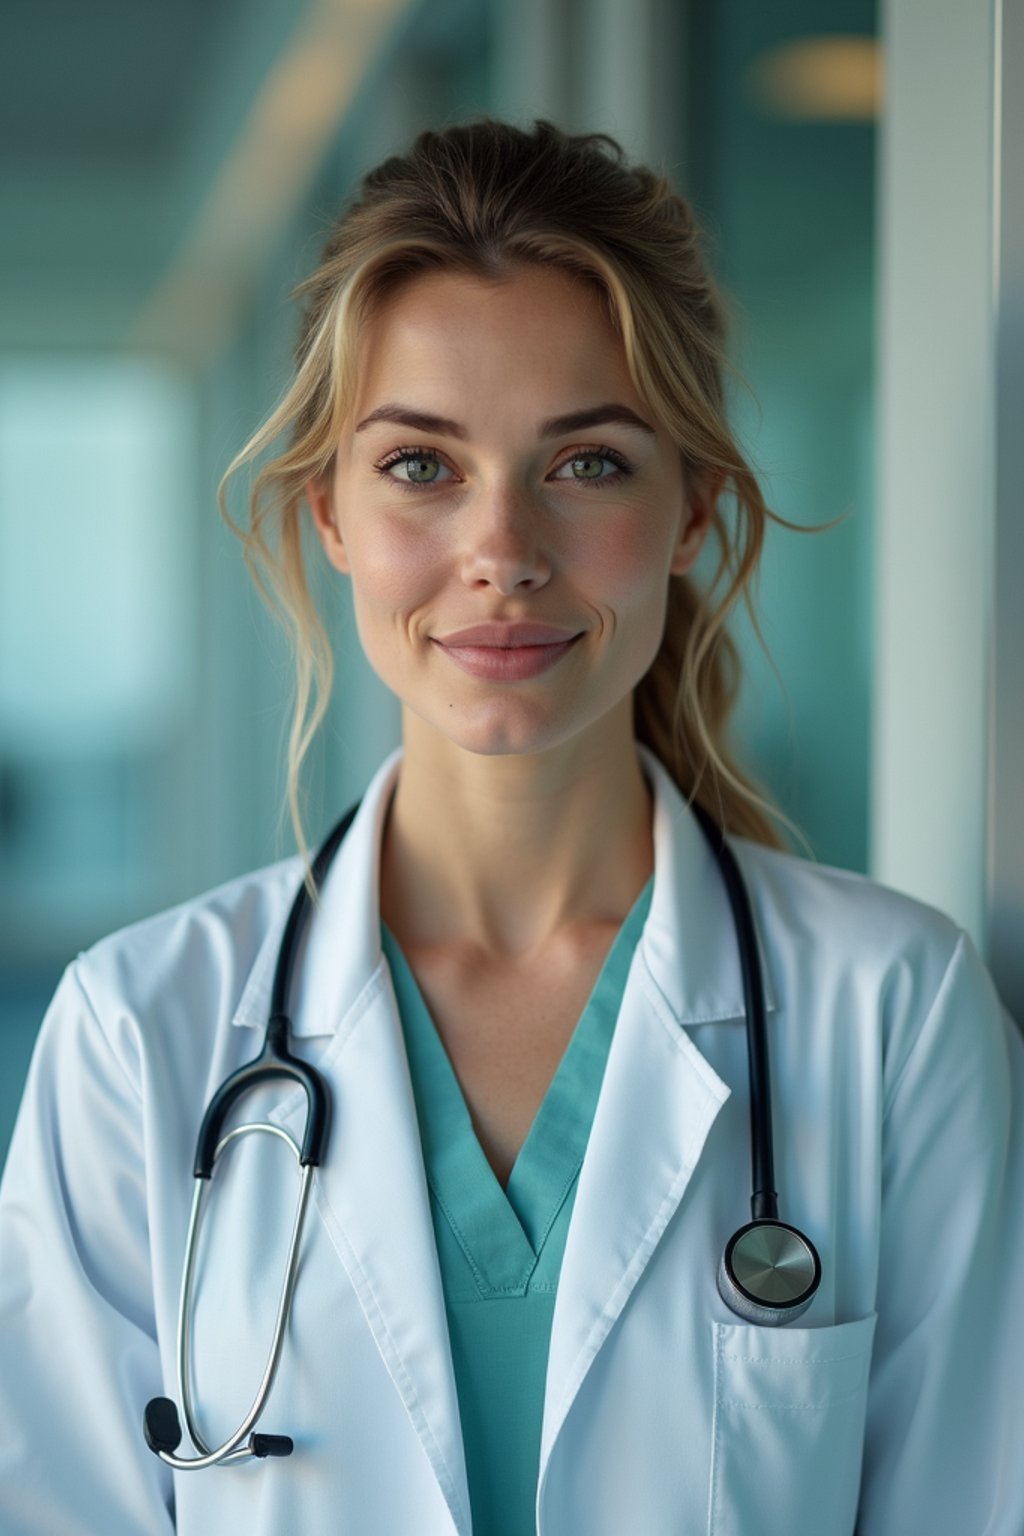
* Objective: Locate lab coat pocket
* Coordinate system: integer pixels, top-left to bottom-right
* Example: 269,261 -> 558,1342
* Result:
708,1311 -> 877,1536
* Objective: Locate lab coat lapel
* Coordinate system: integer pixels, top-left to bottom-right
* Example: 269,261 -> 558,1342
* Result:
537,955 -> 731,1475
536,745 -> 777,1483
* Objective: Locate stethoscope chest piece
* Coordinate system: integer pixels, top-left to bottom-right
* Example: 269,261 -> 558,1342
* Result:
718,1218 -> 821,1326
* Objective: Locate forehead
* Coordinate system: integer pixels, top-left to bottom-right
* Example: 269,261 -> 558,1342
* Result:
353,264 -> 636,401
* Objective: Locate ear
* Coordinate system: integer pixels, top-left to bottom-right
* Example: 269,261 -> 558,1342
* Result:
669,467 -> 724,578
306,476 -> 350,575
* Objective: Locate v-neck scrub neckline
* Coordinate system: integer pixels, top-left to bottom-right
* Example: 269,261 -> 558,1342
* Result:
380,873 -> 653,1536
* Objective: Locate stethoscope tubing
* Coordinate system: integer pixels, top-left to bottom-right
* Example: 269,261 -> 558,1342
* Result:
687,799 -> 778,1223
144,784 -> 820,1470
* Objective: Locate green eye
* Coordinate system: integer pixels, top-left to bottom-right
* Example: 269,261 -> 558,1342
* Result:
565,454 -> 607,480
552,447 -> 632,487
374,449 -> 452,490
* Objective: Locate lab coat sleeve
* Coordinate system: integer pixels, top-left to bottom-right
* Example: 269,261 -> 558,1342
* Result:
857,929 -> 1024,1535
0,959 -> 175,1534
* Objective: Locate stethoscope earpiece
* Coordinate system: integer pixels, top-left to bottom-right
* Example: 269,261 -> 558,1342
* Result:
143,1396 -> 183,1455
718,1218 -> 821,1327
143,1395 -> 294,1462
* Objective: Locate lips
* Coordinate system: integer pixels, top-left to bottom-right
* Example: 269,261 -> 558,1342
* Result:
436,622 -> 582,648
433,633 -> 581,681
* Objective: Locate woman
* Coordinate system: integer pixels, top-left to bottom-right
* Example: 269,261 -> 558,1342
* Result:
1,118 -> 1022,1536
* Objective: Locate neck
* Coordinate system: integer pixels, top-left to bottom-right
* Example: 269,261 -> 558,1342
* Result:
379,707 -> 654,963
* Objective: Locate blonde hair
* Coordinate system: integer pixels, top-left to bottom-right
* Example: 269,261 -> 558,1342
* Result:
220,116 -> 831,895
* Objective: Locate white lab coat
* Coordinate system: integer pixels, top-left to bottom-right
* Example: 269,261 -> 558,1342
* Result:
1,743 -> 1022,1535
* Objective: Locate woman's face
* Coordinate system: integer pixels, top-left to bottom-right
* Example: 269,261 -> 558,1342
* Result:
307,263 -> 712,759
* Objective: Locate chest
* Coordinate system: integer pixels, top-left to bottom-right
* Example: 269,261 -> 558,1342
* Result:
397,930 -> 618,1190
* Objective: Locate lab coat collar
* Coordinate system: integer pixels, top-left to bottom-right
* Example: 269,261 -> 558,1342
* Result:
230,745 -> 404,1038
230,741 -> 778,1039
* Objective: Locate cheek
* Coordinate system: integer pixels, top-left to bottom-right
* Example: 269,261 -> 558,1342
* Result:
349,518 -> 442,613
574,517 -> 675,676
576,516 -> 673,602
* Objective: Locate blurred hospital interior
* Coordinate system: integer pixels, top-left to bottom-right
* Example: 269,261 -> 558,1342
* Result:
0,0 -> 1019,1164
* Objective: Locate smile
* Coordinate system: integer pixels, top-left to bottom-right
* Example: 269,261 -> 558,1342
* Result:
431,635 -> 581,681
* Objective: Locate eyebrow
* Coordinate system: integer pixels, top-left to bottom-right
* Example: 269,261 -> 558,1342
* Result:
354,401 -> 657,439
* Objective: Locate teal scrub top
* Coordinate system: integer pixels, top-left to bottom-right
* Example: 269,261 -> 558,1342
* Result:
380,874 -> 654,1536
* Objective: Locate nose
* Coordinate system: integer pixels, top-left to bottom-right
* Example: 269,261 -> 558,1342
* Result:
458,481 -> 553,593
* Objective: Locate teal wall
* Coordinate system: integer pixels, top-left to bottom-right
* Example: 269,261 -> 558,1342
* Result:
686,0 -> 877,871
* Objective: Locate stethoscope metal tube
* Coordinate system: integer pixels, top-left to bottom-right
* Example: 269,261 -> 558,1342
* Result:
145,1125 -> 314,1469
143,787 -> 821,1471
143,806 -> 358,1469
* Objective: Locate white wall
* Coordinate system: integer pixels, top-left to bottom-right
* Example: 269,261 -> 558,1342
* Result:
989,0 -> 1024,1017
872,0 -> 999,957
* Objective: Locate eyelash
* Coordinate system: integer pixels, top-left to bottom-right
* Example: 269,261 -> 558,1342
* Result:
371,444 -> 634,495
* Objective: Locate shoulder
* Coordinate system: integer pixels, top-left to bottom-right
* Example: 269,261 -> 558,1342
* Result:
726,839 -> 1021,1115
62,856 -> 305,1077
733,836 -> 962,959
79,854 -> 304,996
729,838 -> 981,1053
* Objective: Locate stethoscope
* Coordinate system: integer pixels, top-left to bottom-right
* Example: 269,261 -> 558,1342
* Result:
143,792 -> 821,1470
